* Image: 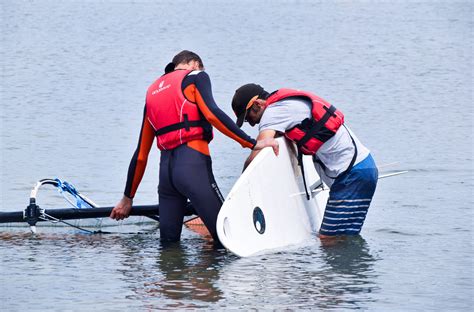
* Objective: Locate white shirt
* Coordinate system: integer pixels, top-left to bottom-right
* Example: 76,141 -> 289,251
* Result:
259,98 -> 370,187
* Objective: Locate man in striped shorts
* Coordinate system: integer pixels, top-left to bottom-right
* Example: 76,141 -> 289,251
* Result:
231,83 -> 378,238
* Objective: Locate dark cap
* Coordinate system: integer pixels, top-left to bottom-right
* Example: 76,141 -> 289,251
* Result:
232,83 -> 265,127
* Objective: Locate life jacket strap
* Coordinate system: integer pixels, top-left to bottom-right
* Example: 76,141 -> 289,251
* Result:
155,114 -> 207,136
297,151 -> 311,201
297,105 -> 338,148
313,125 -> 358,180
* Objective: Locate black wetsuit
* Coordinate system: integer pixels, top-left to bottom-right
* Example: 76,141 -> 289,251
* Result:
123,70 -> 255,242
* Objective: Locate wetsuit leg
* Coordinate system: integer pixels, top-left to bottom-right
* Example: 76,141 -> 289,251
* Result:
158,150 -> 188,242
170,145 -> 224,242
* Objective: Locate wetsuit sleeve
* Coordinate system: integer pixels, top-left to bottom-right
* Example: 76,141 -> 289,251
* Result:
123,106 -> 155,198
192,72 -> 256,149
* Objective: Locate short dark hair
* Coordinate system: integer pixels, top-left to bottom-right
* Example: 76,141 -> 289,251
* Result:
172,50 -> 204,69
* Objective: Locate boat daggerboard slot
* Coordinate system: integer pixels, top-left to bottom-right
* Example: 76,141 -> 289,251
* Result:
253,207 -> 266,234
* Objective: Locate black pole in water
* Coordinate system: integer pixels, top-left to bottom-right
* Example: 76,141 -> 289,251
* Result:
0,202 -> 196,224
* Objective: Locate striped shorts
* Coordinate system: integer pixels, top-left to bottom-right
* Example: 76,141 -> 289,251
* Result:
319,154 -> 378,236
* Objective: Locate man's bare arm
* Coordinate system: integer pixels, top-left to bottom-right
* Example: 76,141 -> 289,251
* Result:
243,129 -> 277,170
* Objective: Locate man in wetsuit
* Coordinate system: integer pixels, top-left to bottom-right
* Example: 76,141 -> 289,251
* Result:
231,83 -> 378,238
110,51 -> 277,243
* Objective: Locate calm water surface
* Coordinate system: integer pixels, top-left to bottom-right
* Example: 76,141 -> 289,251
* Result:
1,0 -> 472,310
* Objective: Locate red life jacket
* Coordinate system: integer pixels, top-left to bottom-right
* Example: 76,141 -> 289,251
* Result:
265,89 -> 344,155
146,70 -> 212,150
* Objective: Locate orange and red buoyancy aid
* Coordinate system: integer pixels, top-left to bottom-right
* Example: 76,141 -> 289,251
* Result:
265,89 -> 345,155
146,70 -> 212,150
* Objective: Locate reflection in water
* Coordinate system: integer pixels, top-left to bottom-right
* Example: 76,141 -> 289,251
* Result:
116,236 -> 226,309
317,236 -> 379,309
155,241 -> 224,303
217,236 -> 378,310
320,235 -> 377,274
0,228 -> 379,310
